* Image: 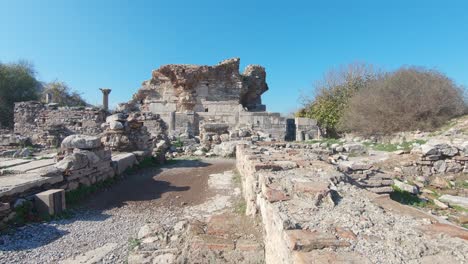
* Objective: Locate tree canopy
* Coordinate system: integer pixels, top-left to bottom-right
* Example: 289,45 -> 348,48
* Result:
0,61 -> 40,128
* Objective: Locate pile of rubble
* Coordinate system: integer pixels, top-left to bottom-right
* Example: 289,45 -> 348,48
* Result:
101,112 -> 170,162
168,122 -> 280,158
337,162 -> 394,194
54,134 -> 115,190
0,132 -> 32,158
401,140 -> 468,176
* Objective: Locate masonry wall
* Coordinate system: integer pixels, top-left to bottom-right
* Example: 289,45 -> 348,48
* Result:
14,101 -> 106,147
156,108 -> 293,140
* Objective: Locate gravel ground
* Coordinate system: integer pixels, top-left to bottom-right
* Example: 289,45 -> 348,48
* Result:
0,206 -> 182,263
0,159 -> 235,264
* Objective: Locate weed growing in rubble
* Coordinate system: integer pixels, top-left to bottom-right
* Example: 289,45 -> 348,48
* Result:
451,205 -> 468,213
128,238 -> 141,250
235,201 -> 247,215
65,177 -> 117,206
390,185 -> 430,207
304,138 -> 342,146
172,138 -> 183,148
232,170 -> 242,185
364,139 -> 427,152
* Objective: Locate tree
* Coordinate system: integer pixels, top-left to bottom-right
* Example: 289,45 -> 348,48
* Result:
297,63 -> 379,136
0,61 -> 40,128
341,67 -> 466,135
42,81 -> 87,107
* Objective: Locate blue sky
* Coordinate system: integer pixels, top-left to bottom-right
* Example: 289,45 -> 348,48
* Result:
1,0 -> 467,114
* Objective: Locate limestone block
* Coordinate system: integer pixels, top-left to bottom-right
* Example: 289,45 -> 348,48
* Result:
212,141 -> 239,157
285,229 -> 350,251
34,189 -> 66,215
61,135 -> 102,149
393,179 -> 419,194
343,143 -> 367,154
109,121 -> 124,130
439,195 -> 468,209
111,153 -> 137,175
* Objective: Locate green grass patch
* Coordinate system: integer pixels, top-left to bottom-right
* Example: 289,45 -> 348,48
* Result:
11,200 -> 34,226
451,205 -> 468,213
365,139 -> 427,152
303,138 -> 342,147
390,185 -> 430,207
232,170 -> 242,185
235,200 -> 247,215
65,177 -> 117,206
128,238 -> 141,250
172,138 -> 183,148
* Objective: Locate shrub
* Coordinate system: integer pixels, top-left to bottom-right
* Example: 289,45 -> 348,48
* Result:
298,63 -> 378,136
341,67 -> 466,135
42,81 -> 87,106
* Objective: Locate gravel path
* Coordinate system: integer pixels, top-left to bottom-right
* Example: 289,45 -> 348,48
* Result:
0,159 -> 235,264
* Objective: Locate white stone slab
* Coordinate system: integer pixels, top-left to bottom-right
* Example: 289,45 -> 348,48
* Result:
0,173 -> 63,198
111,153 -> 137,175
6,159 -> 56,172
0,158 -> 32,169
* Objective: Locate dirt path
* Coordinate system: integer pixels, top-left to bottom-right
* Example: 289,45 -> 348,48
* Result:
0,158 -> 236,264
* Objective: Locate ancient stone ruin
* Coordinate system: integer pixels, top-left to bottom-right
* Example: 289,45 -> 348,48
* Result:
1,58 -> 467,264
121,58 -> 317,141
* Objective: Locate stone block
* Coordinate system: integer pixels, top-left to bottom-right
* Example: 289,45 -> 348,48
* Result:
34,189 -> 66,216
293,251 -> 371,264
285,229 -> 350,251
439,194 -> 468,209
191,236 -> 235,251
235,239 -> 262,251
293,181 -> 330,196
61,135 -> 102,149
264,187 -> 290,202
111,153 -> 137,175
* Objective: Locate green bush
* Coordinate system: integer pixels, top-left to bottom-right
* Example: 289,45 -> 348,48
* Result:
298,63 -> 378,136
0,61 -> 40,128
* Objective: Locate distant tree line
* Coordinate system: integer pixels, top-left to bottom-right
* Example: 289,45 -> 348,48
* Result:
298,63 -> 466,137
0,61 -> 87,128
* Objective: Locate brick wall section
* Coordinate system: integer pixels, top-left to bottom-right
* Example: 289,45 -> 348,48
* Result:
14,101 -> 106,147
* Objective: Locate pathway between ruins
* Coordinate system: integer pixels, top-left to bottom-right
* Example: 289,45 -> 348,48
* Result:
0,158 -> 249,264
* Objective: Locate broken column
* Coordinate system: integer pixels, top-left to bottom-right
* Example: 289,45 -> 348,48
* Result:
100,88 -> 112,111
45,93 -> 53,104
169,111 -> 176,132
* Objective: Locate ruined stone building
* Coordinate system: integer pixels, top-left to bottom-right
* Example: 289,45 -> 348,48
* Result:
11,58 -> 319,145
122,58 -> 318,140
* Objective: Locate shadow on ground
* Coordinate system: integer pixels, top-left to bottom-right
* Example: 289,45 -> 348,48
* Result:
0,159 -> 234,251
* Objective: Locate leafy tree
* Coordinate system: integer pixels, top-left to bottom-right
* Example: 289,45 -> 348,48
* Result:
0,61 -> 40,128
42,81 -> 87,106
298,63 -> 378,136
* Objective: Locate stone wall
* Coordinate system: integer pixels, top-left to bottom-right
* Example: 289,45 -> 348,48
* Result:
0,135 -> 141,228
294,117 -> 319,141
13,101 -> 106,147
401,140 -> 468,176
122,58 -> 315,141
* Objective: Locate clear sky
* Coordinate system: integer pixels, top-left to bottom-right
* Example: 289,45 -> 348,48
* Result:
1,0 -> 467,114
